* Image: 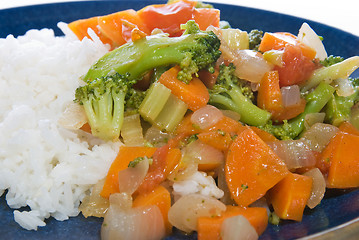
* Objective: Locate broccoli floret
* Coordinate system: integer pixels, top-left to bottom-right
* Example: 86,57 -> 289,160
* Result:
248,29 -> 263,51
75,73 -> 135,141
324,77 -> 359,126
261,82 -> 335,140
208,63 -> 271,126
83,20 -> 221,85
125,88 -> 147,111
320,55 -> 344,67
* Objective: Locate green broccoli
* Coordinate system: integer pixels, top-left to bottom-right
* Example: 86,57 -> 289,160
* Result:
208,63 -> 271,126
324,77 -> 359,126
83,20 -> 221,84
248,29 -> 263,51
75,73 -> 135,141
261,82 -> 335,140
320,55 -> 344,67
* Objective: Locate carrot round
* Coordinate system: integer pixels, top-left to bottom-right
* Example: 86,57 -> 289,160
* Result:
193,7 -> 220,31
158,66 -> 209,111
100,146 -> 157,198
225,127 -> 289,207
268,173 -> 313,221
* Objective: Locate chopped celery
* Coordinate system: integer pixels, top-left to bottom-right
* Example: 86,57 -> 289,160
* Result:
120,114 -> 144,146
139,82 -> 188,132
139,83 -> 171,122
154,94 -> 188,132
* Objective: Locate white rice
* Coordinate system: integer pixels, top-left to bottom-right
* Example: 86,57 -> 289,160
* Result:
0,23 -> 121,230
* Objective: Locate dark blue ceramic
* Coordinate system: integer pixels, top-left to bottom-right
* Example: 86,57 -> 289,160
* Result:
0,1 -> 359,239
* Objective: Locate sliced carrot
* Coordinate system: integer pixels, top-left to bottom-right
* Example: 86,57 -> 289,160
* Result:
193,7 -> 220,30
198,68 -> 219,89
133,185 -> 172,234
257,70 -> 283,115
164,148 -> 182,177
80,122 -> 92,133
197,206 -> 268,240
197,130 -> 233,151
158,66 -> 209,111
268,173 -> 313,221
258,32 -> 316,60
250,126 -> 278,142
273,98 -> 306,122
323,131 -> 359,188
100,146 -> 157,198
68,16 -> 112,45
339,121 -> 359,136
225,127 -> 289,207
97,9 -> 149,47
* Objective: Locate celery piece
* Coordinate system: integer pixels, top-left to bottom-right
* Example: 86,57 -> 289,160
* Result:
139,82 -> 171,122
302,56 -> 359,92
121,114 -> 144,146
154,94 -> 188,132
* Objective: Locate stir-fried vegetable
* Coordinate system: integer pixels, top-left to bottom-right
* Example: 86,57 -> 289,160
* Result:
65,1 -> 359,239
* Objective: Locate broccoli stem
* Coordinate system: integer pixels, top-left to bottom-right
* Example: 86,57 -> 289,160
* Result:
276,82 -> 335,138
209,84 -> 271,126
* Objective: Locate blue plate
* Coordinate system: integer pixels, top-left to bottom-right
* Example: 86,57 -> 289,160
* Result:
0,1 -> 359,239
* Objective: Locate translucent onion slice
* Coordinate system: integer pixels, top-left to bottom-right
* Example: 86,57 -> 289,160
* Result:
79,178 -> 109,218
58,101 -> 87,130
216,163 -> 236,205
120,113 -> 144,146
267,140 -> 316,170
303,168 -> 326,209
334,78 -> 355,97
281,85 -> 301,107
117,156 -> 149,195
101,193 -> 165,240
144,126 -> 173,147
191,105 -> 223,130
298,22 -> 327,61
301,123 -> 339,152
168,194 -> 226,233
221,28 -> 249,50
220,215 -> 259,240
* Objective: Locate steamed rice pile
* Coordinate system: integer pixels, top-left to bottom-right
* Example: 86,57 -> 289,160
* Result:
0,23 -> 120,230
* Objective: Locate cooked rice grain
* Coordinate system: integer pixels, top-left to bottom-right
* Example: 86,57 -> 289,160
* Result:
0,23 -> 120,230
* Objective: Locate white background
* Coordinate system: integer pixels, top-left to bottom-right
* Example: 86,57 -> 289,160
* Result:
0,0 -> 358,36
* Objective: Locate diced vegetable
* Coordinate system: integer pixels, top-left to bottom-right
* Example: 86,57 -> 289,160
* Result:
225,127 -> 289,207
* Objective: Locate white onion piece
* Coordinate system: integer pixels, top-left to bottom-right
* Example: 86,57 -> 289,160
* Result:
168,194 -> 226,233
191,105 -> 223,130
102,194 -> 165,240
268,140 -> 316,170
216,163 -> 236,205
117,156 -> 149,195
301,123 -> 339,152
298,22 -> 327,60
334,78 -> 355,97
144,125 -> 173,147
58,101 -> 87,130
280,85 -> 301,107
185,140 -> 225,169
232,50 -> 273,83
304,113 -> 326,130
79,178 -> 109,218
249,197 -> 270,217
220,215 -> 259,240
303,168 -> 326,209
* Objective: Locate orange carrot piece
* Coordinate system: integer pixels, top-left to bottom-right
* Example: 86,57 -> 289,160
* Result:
193,7 -> 220,30
197,130 -> 233,151
250,126 -> 278,142
197,206 -> 268,240
205,115 -> 244,135
273,98 -> 306,122
268,173 -> 313,221
258,32 -> 316,60
68,16 -> 112,45
257,71 -> 283,115
80,122 -> 92,133
164,148 -> 182,177
225,127 -> 289,207
133,185 -> 172,234
323,131 -> 359,188
339,121 -> 359,136
98,9 -> 149,47
158,66 -> 210,111
100,146 -> 157,198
